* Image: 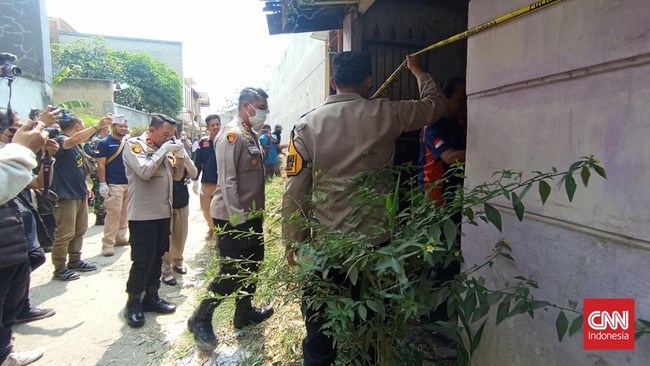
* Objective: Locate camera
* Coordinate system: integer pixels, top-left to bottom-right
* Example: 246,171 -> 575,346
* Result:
29,109 -> 40,121
43,127 -> 60,139
0,53 -> 21,80
53,108 -> 71,122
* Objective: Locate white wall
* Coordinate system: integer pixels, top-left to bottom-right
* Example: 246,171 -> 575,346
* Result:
464,0 -> 650,364
267,32 -> 328,135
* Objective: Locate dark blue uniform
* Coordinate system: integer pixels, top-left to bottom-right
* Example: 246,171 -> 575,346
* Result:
193,137 -> 217,183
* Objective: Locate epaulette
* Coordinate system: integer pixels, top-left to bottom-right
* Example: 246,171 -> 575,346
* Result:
298,108 -> 315,120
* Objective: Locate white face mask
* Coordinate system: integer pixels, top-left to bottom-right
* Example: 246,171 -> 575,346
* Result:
246,104 -> 268,130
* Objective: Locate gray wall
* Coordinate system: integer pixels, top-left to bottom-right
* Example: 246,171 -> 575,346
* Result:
0,0 -> 52,115
267,32 -> 328,133
464,0 -> 650,364
53,77 -> 113,117
57,32 -> 183,79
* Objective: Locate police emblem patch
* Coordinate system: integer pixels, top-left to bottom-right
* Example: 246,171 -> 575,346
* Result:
286,133 -> 303,176
226,132 -> 238,145
131,144 -> 143,154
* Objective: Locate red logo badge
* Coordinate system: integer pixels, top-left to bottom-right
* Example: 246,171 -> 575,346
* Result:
226,132 -> 238,145
584,298 -> 634,350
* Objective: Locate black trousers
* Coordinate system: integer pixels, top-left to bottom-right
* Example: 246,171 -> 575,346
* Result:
20,247 -> 46,313
207,218 -> 264,297
40,214 -> 56,246
126,219 -> 170,294
302,269 -> 368,366
0,260 -> 30,363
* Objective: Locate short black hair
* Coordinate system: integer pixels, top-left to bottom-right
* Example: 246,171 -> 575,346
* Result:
0,108 -> 11,133
205,114 -> 221,125
441,77 -> 466,99
333,52 -> 372,87
59,115 -> 82,131
238,88 -> 269,110
150,113 -> 177,128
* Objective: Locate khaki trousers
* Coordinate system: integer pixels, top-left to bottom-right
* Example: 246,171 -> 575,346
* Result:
162,205 -> 189,277
101,184 -> 128,249
200,183 -> 217,232
52,198 -> 88,270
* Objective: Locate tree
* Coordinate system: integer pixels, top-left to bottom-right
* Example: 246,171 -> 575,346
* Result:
52,37 -> 183,117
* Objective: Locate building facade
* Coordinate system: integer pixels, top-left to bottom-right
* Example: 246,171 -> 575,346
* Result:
0,0 -> 52,116
267,32 -> 329,133
464,0 -> 650,364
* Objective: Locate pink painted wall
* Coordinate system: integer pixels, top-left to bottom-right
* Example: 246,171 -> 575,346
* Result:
464,0 -> 650,364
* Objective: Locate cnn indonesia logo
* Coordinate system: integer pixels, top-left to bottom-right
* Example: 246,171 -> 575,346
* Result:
583,298 -> 634,350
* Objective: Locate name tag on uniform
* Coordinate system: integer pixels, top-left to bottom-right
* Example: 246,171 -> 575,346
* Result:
248,146 -> 261,155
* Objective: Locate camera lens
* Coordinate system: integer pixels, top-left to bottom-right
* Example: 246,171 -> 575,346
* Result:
9,65 -> 21,77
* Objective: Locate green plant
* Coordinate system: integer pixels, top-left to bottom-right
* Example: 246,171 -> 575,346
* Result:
276,156 -> 626,365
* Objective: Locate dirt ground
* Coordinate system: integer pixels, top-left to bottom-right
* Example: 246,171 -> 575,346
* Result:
13,192 -> 213,366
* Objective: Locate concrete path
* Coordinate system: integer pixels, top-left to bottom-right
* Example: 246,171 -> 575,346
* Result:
13,191 -> 212,366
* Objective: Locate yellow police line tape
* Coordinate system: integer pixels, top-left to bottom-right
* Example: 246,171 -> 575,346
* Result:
372,0 -> 564,98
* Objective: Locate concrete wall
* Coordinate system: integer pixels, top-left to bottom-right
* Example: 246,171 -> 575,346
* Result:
53,78 -> 113,117
267,33 -> 328,132
0,0 -> 52,115
57,32 -> 183,79
464,0 -> 650,364
53,78 -> 149,128
113,104 -> 150,129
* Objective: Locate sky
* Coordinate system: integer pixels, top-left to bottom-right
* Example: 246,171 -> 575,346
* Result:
45,0 -> 293,112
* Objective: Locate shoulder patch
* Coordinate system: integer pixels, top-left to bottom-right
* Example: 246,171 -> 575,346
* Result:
131,144 -> 143,155
285,131 -> 304,177
226,132 -> 238,145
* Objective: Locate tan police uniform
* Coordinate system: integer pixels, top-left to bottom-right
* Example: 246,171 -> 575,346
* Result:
122,131 -> 185,295
210,116 -> 265,225
282,72 -> 447,248
123,132 -> 185,221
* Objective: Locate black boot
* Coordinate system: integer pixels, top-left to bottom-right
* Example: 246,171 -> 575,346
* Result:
233,296 -> 274,330
125,293 -> 145,328
142,288 -> 176,314
188,298 -> 221,348
95,214 -> 105,226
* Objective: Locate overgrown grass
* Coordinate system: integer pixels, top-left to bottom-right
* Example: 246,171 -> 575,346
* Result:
163,175 -> 305,365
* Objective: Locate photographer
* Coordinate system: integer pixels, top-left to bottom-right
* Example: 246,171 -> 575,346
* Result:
1,109 -> 57,320
50,114 -> 110,281
30,106 -> 64,249
0,115 -> 48,366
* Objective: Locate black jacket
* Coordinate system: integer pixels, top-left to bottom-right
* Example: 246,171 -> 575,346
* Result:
0,199 -> 28,268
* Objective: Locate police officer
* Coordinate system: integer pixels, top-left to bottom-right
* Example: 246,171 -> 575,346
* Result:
122,114 -> 186,328
191,114 -> 221,239
281,52 -> 447,365
188,88 -> 273,349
